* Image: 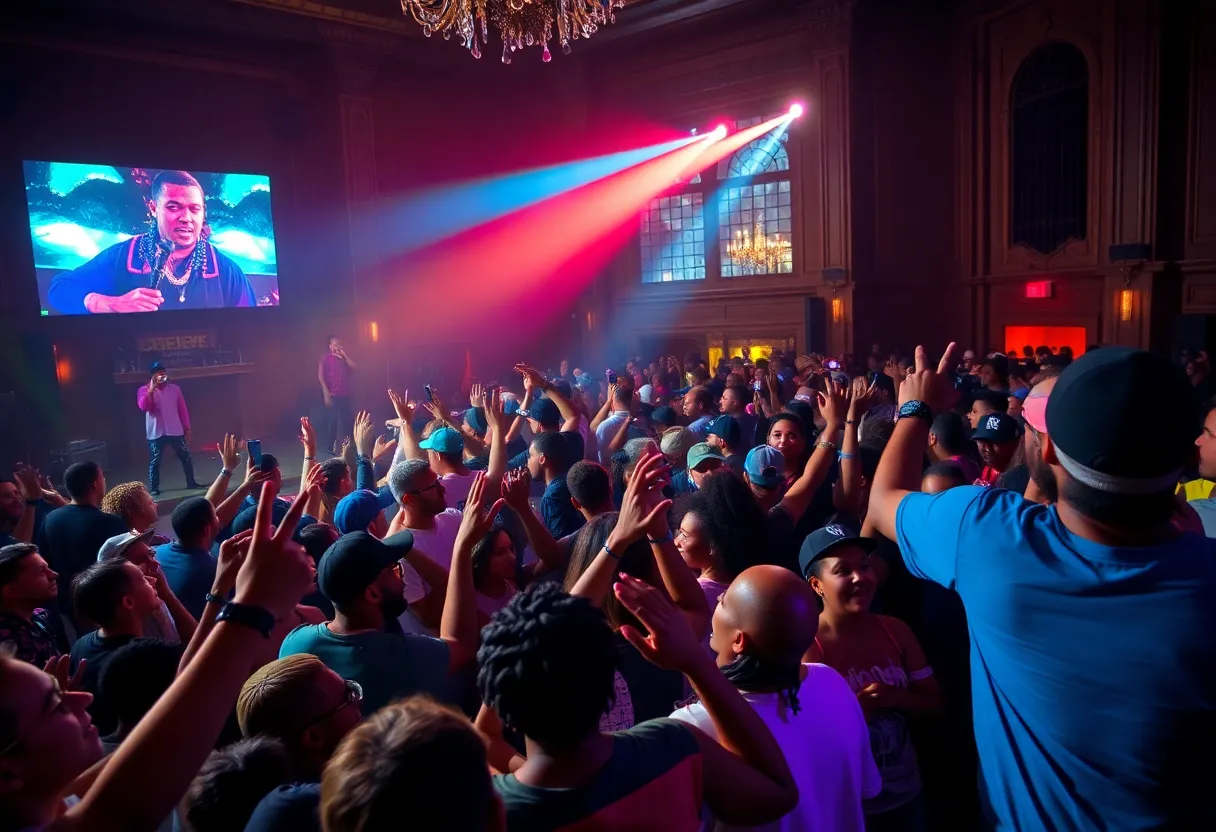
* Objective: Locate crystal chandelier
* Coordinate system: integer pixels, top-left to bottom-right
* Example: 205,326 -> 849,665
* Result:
727,221 -> 792,274
399,0 -> 626,64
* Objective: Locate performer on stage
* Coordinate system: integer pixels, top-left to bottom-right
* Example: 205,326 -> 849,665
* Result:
46,170 -> 256,314
138,362 -> 201,497
319,335 -> 356,455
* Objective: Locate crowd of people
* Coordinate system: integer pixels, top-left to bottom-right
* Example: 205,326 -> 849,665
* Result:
1,339 -> 1214,832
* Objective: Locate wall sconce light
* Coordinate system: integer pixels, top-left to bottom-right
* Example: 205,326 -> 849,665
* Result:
831,295 -> 844,324
1119,288 -> 1134,322
586,311 -> 596,331
368,321 -> 380,343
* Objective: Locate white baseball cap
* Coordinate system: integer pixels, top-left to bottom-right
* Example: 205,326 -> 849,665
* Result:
97,528 -> 156,562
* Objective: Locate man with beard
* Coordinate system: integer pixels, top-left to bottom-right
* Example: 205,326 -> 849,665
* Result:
47,170 -> 255,313
0,543 -> 63,665
1021,377 -> 1058,504
277,529 -> 475,714
870,344 -> 1216,831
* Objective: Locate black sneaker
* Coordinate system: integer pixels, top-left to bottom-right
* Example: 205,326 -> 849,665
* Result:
186,482 -> 204,490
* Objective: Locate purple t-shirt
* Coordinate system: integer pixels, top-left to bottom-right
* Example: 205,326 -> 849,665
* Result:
320,353 -> 351,397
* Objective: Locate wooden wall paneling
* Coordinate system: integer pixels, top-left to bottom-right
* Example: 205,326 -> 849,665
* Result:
1109,0 -> 1160,252
985,0 -> 1107,275
1180,262 -> 1216,313
1185,0 -> 1216,260
818,51 -> 850,270
987,273 -> 1104,348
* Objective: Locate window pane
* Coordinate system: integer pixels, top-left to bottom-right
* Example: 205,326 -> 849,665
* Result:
640,192 -> 707,283
718,181 -> 795,277
717,113 -> 792,180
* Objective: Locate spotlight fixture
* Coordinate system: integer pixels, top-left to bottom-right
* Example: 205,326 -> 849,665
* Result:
789,103 -> 805,118
710,124 -> 728,140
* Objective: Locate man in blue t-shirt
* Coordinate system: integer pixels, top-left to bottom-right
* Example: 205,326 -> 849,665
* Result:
527,432 -> 584,540
869,344 -> 1216,831
278,530 -> 476,714
154,497 -> 220,618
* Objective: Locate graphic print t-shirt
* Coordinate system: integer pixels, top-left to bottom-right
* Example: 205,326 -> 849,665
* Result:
493,719 -> 702,831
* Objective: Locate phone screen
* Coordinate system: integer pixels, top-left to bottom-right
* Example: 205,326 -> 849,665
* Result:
424,385 -> 436,403
247,439 -> 263,466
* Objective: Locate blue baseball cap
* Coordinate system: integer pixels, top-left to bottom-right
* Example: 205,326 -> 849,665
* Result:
744,445 -> 787,488
464,408 -> 488,436
707,415 -> 741,447
420,425 -> 464,455
333,489 -> 384,535
798,524 -> 877,579
503,396 -> 521,416
520,397 -> 560,427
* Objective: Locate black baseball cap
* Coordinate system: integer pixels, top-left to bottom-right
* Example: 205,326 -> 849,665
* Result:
651,405 -> 678,427
149,362 -> 166,375
798,524 -> 877,580
317,530 -> 414,608
971,411 -> 1019,443
1046,347 -> 1197,495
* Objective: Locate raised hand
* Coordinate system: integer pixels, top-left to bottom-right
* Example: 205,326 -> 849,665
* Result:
455,472 -> 506,555
43,654 -> 87,692
486,387 -> 506,435
214,530 -> 253,598
12,464 -> 43,501
231,481 -> 315,621
514,364 -> 546,392
220,434 -> 241,471
613,452 -> 672,546
372,435 -> 397,462
353,410 -> 375,458
816,380 -> 849,426
388,389 -> 415,427
899,342 -> 958,414
90,287 -> 164,313
500,468 -> 532,512
298,418 -> 317,458
302,460 -> 328,494
613,574 -> 703,673
469,383 -> 485,409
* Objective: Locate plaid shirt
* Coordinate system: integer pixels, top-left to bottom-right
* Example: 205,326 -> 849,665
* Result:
0,608 -> 62,666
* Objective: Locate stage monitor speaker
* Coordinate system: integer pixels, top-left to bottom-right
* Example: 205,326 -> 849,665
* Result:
805,297 -> 827,355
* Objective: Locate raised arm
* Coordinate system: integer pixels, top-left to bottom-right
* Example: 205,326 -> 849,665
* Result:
214,458 -> 268,532
836,378 -> 874,517
500,468 -> 562,580
137,381 -> 158,413
615,576 -> 798,826
63,483 -> 315,832
571,452 -> 670,606
205,434 -> 240,508
389,389 -> 425,461
517,364 -> 579,432
869,343 -> 956,541
484,389 -> 508,491
299,417 -> 319,489
440,473 -> 503,672
776,382 -> 847,525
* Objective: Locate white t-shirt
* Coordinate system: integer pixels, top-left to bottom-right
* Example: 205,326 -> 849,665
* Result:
669,663 -> 881,832
396,508 -> 463,636
441,471 -> 477,511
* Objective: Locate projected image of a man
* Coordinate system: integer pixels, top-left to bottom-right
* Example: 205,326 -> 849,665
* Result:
47,170 -> 255,314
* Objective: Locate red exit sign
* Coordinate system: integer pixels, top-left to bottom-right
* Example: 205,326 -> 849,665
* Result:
1025,280 -> 1055,299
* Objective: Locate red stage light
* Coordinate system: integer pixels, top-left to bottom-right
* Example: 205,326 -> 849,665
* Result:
789,103 -> 804,118
710,124 -> 728,140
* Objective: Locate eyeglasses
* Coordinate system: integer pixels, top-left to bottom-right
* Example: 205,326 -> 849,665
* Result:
389,561 -> 405,580
0,674 -> 64,758
308,679 -> 363,728
408,480 -> 442,496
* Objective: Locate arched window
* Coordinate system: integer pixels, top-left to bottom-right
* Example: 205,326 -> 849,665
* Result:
639,112 -> 794,283
1010,42 -> 1089,254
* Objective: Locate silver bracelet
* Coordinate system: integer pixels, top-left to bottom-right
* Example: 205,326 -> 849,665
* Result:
219,468 -> 234,478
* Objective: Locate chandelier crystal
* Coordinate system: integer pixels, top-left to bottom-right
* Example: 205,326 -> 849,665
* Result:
399,0 -> 627,63
727,221 -> 792,274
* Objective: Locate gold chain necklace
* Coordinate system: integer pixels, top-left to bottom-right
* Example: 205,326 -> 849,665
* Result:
160,255 -> 191,302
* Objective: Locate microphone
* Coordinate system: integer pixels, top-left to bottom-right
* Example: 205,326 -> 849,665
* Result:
149,237 -> 172,290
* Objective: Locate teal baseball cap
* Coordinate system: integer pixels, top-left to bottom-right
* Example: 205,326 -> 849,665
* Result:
419,426 -> 464,454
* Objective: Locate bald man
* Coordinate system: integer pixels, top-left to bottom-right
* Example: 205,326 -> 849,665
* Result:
670,566 -> 881,831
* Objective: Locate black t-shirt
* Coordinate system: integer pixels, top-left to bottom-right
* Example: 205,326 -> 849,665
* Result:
36,505 -> 129,600
69,630 -> 137,735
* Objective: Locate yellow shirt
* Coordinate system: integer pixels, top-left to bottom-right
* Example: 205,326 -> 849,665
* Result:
1177,479 -> 1215,501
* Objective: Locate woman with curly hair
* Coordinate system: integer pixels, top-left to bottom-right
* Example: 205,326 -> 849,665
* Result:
102,481 -> 170,544
673,471 -> 775,617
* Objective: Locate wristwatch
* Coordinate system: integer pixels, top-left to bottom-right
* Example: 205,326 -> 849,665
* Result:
216,602 -> 275,638
896,400 -> 933,423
